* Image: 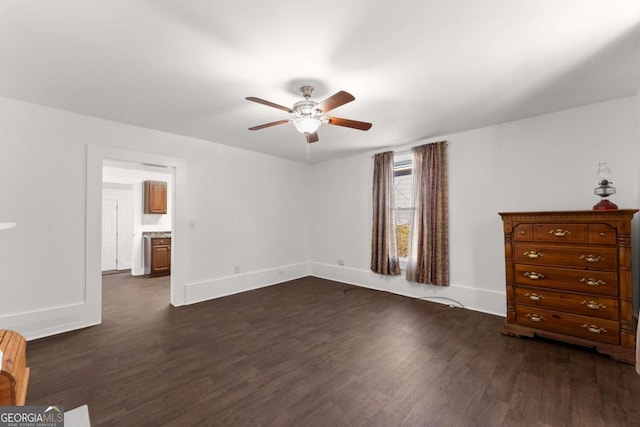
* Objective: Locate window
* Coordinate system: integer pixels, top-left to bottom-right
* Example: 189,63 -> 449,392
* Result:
393,154 -> 413,267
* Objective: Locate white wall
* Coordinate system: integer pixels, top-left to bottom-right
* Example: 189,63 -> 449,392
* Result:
310,96 -> 640,316
0,96 -> 310,339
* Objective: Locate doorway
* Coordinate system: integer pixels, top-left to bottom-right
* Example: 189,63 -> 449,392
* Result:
100,161 -> 174,320
86,145 -> 187,328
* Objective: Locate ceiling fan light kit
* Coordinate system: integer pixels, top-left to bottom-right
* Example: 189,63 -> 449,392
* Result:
246,85 -> 372,143
293,117 -> 321,134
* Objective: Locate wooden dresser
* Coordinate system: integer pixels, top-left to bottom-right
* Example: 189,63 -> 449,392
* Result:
499,210 -> 638,363
0,329 -> 30,405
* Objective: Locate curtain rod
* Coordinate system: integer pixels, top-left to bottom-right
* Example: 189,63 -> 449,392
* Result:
371,141 -> 450,158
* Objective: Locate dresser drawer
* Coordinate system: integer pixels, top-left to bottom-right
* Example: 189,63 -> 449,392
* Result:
533,224 -> 587,243
514,224 -> 533,241
151,238 -> 171,246
515,287 -> 618,320
516,306 -> 619,345
514,243 -> 617,270
588,224 -> 616,244
514,265 -> 618,296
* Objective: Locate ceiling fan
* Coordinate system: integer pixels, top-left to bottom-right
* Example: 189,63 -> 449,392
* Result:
246,86 -> 372,143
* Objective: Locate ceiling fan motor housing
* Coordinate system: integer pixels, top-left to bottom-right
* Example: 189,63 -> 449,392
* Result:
293,100 -> 322,118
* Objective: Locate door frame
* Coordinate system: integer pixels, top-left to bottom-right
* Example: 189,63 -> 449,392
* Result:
86,145 -> 187,325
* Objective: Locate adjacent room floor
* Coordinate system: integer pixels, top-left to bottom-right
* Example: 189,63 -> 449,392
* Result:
26,275 -> 640,426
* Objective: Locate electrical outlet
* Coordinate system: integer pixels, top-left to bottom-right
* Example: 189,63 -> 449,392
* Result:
189,220 -> 197,229
234,265 -> 240,274
338,257 -> 345,265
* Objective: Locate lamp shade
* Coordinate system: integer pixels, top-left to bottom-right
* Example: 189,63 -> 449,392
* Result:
596,161 -> 613,186
293,117 -> 321,134
593,160 -> 618,210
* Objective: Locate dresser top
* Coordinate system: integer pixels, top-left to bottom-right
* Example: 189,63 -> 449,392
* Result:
498,209 -> 638,218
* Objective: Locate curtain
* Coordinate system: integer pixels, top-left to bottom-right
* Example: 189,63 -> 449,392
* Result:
371,151 -> 401,275
406,141 -> 449,285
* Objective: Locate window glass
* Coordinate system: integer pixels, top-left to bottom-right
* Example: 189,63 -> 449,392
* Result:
393,156 -> 413,260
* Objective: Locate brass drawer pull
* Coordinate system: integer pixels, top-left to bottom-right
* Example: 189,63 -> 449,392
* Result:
581,324 -> 607,334
525,313 -> 545,322
524,292 -> 544,301
580,254 -> 603,263
599,232 -> 607,237
549,229 -> 571,237
524,272 -> 544,280
523,251 -> 543,259
581,300 -> 606,310
579,278 -> 605,287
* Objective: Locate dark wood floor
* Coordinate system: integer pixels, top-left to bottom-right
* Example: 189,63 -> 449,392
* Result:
26,275 -> 640,426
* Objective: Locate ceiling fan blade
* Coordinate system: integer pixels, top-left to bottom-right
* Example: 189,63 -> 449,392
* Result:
327,117 -> 372,131
315,91 -> 355,113
248,119 -> 290,131
246,97 -> 293,113
305,132 -> 319,143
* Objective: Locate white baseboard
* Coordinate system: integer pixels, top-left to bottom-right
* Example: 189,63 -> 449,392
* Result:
184,262 -> 310,304
0,302 -> 98,341
3,261 -> 505,341
1,263 -> 309,340
309,262 -> 506,317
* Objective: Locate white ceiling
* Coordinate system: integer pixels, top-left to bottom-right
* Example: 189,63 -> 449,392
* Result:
1,0 -> 639,163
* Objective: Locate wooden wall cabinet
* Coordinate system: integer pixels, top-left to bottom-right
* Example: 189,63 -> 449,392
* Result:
499,210 -> 638,364
0,330 -> 29,405
144,180 -> 167,214
144,236 -> 171,277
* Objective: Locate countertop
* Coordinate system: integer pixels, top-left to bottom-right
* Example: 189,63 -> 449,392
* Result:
143,231 -> 172,239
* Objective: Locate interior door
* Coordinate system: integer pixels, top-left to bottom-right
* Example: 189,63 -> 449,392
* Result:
102,199 -> 118,271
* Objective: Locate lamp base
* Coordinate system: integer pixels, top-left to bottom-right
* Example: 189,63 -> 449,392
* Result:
593,199 -> 618,210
